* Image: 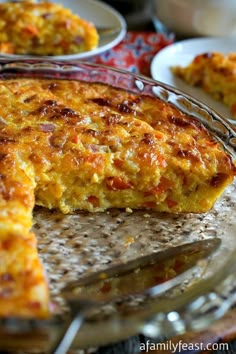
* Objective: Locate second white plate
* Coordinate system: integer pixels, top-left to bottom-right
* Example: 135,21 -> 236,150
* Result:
150,37 -> 236,123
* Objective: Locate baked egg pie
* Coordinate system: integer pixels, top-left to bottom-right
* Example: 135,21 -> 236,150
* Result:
171,52 -> 236,120
0,76 -> 235,318
0,1 -> 99,55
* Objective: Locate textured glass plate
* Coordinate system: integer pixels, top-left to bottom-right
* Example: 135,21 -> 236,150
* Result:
0,60 -> 235,352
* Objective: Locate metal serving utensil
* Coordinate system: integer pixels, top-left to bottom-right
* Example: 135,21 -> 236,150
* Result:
50,238 -> 221,354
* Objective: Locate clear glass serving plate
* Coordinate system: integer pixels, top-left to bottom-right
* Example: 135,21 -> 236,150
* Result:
0,59 -> 235,353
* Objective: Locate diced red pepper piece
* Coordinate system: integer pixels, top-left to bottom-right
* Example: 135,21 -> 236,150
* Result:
106,176 -> 133,191
144,176 -> 173,196
22,24 -> 39,37
165,198 -> 178,208
87,196 -> 100,208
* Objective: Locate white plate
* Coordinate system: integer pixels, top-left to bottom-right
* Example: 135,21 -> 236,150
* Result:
150,37 -> 236,123
0,0 -> 127,60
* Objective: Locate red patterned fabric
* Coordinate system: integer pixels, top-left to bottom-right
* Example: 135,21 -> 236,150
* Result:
89,31 -> 174,77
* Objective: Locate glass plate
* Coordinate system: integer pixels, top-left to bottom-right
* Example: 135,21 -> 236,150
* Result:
0,60 -> 235,352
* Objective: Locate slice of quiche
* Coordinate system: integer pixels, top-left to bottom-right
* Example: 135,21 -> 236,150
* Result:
0,1 -> 99,55
0,77 -> 235,318
171,52 -> 236,119
0,145 -> 49,318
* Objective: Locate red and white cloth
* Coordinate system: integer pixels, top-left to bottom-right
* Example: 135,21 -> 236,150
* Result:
89,31 -> 174,77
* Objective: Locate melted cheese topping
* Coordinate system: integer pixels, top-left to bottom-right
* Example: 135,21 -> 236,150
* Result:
0,1 -> 99,55
171,52 -> 236,119
0,78 -> 235,318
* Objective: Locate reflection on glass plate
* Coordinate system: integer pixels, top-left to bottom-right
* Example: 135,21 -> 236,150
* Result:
0,0 -> 126,60
150,37 -> 236,123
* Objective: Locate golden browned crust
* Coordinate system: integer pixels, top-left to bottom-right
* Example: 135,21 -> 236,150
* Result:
171,52 -> 236,119
0,1 -> 99,55
0,78 -> 235,318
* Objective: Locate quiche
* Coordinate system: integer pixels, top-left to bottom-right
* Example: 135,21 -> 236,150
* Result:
0,77 -> 235,319
171,52 -> 236,119
0,1 -> 99,55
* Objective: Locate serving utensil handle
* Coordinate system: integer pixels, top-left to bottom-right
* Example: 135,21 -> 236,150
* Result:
50,300 -> 92,354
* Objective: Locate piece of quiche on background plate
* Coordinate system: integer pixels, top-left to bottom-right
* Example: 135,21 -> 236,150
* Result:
0,1 -> 99,56
171,52 -> 236,120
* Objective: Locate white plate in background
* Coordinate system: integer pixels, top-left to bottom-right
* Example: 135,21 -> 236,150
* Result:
0,0 -> 127,60
150,37 -> 236,123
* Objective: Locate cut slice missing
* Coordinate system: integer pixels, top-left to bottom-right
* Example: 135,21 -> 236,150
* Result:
0,77 -> 235,318
171,52 -> 236,119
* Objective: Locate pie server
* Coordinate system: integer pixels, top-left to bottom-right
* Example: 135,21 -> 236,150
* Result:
51,237 -> 221,354
0,237 -> 221,353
